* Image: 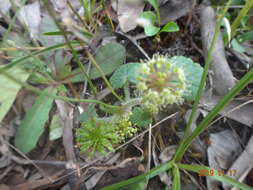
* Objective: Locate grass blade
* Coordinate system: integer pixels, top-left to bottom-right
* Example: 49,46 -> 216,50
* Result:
1,70 -> 121,110
174,67 -> 253,161
100,162 -> 173,190
0,41 -> 80,73
172,165 -> 181,190
182,0 -> 232,140
43,0 -> 97,95
177,163 -> 253,190
226,0 -> 253,45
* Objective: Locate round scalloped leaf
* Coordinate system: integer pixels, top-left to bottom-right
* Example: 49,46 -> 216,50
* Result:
71,42 -> 125,82
110,63 -> 142,89
170,56 -> 203,101
130,107 -> 152,128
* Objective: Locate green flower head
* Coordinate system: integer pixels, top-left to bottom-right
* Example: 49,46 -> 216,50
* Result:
137,54 -> 186,113
114,116 -> 137,141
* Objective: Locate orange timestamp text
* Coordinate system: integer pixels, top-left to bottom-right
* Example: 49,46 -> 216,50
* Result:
198,169 -> 237,177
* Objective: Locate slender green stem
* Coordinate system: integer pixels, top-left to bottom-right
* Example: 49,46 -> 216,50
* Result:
80,0 -> 94,24
66,0 -> 87,29
174,67 -> 253,161
181,0 -> 232,143
156,7 -> 161,26
2,0 -> 28,42
43,0 -> 97,95
172,164 -> 181,190
100,161 -> 173,190
122,98 -> 142,109
0,41 -> 80,72
225,0 -> 253,45
1,70 -> 120,110
86,51 -> 123,102
123,81 -> 130,101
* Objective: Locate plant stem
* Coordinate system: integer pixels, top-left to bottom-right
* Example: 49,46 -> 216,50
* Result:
86,51 -> 123,102
2,69 -> 120,110
0,41 -> 80,72
225,0 -> 253,46
181,1 -> 232,141
122,98 -> 142,109
43,0 -> 97,96
175,0 -> 232,162
174,67 -> 253,162
100,161 -> 173,190
123,81 -> 130,101
2,0 -> 28,43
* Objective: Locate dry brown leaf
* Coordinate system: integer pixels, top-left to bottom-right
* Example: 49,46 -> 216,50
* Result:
116,0 -> 145,32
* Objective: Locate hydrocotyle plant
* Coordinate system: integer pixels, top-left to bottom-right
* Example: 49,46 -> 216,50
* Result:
76,53 -> 203,155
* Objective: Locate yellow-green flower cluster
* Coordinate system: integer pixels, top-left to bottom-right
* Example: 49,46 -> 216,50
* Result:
114,116 -> 137,141
137,54 -> 186,113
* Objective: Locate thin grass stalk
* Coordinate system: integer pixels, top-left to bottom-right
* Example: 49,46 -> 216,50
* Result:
100,162 -> 173,190
80,0 -> 94,24
43,0 -> 97,95
0,41 -> 80,73
66,0 -> 87,29
1,69 -> 120,110
86,51 -> 123,101
2,0 -> 28,42
225,0 -> 253,45
172,165 -> 181,190
174,67 -> 253,161
179,0 -> 232,146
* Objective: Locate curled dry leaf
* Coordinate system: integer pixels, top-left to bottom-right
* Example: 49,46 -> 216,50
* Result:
160,0 -> 196,25
115,0 -> 145,32
152,140 -> 173,187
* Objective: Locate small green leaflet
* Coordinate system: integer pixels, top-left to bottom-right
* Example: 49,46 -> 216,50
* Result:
130,107 -> 152,128
15,88 -> 56,153
140,11 -> 160,36
144,25 -> 160,36
170,56 -> 203,101
147,0 -> 159,12
160,22 -> 180,33
140,11 -> 157,24
110,63 -> 142,89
